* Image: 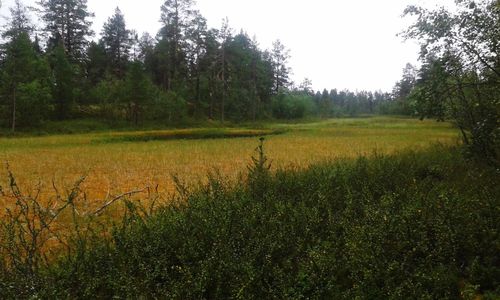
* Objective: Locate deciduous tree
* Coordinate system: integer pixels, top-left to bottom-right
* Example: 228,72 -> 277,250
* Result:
403,0 -> 499,161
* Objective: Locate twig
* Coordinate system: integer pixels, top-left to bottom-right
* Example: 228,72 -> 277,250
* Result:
93,189 -> 146,216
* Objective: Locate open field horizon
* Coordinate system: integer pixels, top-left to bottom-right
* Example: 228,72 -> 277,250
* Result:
0,116 -> 459,211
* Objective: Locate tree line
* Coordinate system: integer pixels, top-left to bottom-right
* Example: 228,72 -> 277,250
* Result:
0,0 -> 403,132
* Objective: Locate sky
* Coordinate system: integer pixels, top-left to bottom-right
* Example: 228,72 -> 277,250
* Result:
0,0 -> 454,92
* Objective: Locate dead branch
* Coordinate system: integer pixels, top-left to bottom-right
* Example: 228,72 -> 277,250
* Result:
93,189 -> 146,216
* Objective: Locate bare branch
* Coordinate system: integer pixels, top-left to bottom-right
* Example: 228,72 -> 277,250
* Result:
93,189 -> 146,216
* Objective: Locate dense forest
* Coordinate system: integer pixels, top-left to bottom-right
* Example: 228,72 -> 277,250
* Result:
0,0 -> 415,131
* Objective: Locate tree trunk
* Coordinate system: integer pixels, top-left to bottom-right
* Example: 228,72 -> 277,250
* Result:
134,103 -> 139,126
209,76 -> 214,120
195,64 -> 201,116
221,46 -> 225,123
11,86 -> 16,132
458,125 -> 470,145
251,56 -> 257,122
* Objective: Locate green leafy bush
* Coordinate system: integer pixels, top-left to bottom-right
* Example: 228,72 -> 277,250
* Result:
0,145 -> 498,299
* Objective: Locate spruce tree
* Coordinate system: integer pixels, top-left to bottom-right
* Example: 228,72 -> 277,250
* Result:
101,7 -> 131,78
1,33 -> 53,130
124,61 -> 154,125
1,1 -> 51,130
50,43 -> 75,120
85,41 -> 107,86
1,33 -> 35,131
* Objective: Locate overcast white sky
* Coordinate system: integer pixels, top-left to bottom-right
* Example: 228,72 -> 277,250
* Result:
0,0 -> 454,92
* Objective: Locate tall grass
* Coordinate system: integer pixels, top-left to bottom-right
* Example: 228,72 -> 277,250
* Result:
0,117 -> 459,205
0,144 -> 498,299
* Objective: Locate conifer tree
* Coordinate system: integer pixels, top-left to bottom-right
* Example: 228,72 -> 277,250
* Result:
159,0 -> 196,90
2,0 -> 33,40
101,7 -> 131,78
185,12 -> 207,114
85,41 -> 107,86
217,17 -> 231,122
1,33 -> 36,131
50,43 -> 74,120
270,39 -> 291,94
124,61 -> 154,125
1,1 -> 51,130
37,0 -> 94,60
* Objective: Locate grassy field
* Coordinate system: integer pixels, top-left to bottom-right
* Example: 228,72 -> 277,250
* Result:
0,116 -> 458,210
2,116 -> 498,299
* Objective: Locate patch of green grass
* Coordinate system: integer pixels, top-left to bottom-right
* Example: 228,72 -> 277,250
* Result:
96,128 -> 286,143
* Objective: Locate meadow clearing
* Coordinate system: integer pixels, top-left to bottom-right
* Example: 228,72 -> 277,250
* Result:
3,116 -> 500,299
0,116 -> 458,210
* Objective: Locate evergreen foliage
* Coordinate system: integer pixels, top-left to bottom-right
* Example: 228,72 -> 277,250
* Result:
0,0 -> 400,130
37,0 -> 94,60
101,7 -> 131,78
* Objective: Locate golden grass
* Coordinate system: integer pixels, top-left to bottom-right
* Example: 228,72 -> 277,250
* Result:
0,117 -> 459,211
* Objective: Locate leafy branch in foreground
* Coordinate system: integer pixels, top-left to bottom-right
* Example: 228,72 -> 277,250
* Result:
402,0 -> 499,163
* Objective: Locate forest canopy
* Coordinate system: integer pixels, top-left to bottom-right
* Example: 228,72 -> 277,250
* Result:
0,0 -> 400,131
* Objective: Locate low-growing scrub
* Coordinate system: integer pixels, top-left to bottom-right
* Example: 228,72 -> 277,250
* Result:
97,128 -> 285,143
0,144 -> 498,299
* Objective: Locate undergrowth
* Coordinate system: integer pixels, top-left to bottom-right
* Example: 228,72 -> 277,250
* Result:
97,129 -> 285,143
0,143 -> 498,299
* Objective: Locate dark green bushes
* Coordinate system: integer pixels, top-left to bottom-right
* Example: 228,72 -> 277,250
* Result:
1,146 -> 499,299
271,92 -> 316,120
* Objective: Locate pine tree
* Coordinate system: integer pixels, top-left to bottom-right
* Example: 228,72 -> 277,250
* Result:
159,0 -> 196,90
101,7 -> 131,78
185,12 -> 207,116
137,32 -> 156,77
197,28 -> 220,119
2,0 -> 33,40
270,39 -> 291,94
37,0 -> 94,61
217,17 -> 231,122
138,33 -> 155,63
